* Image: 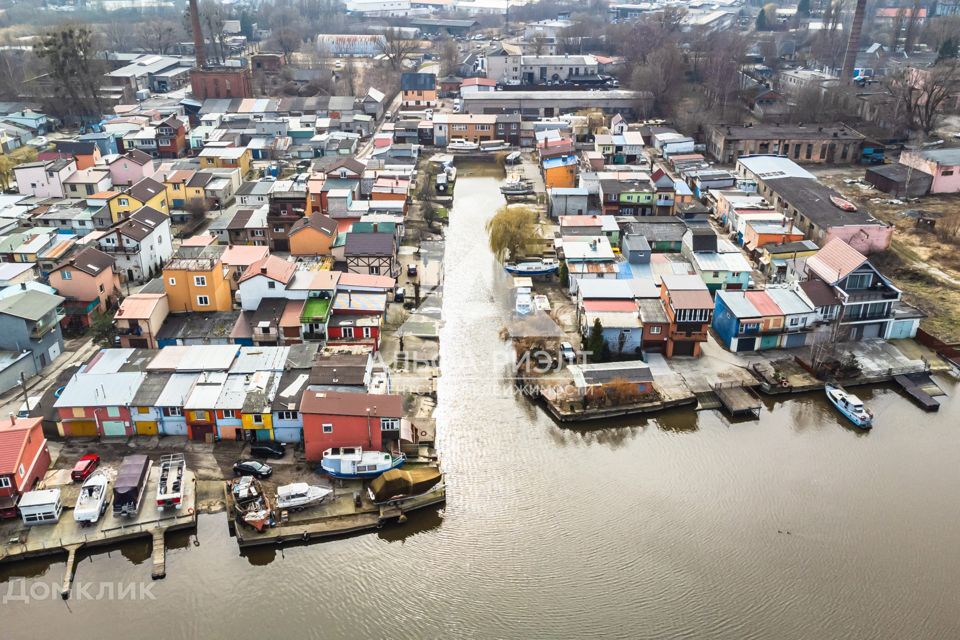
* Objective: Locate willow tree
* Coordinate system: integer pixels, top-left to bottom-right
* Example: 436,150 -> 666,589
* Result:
485,205 -> 538,263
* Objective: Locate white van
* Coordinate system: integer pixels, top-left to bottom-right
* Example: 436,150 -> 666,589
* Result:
17,395 -> 42,418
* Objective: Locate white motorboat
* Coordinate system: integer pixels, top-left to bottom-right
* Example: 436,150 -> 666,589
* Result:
825,384 -> 873,428
447,138 -> 480,151
74,472 -> 109,524
275,483 -> 332,511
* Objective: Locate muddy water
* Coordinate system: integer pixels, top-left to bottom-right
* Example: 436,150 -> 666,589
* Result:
4,171 -> 960,639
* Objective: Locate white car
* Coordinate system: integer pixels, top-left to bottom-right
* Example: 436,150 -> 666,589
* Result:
560,342 -> 577,363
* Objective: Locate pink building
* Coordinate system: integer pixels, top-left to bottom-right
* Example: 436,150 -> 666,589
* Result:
105,149 -> 156,187
47,247 -> 120,328
898,148 -> 960,194
12,158 -> 77,199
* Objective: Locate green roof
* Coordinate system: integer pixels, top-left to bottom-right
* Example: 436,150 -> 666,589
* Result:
301,297 -> 331,322
0,290 -> 65,321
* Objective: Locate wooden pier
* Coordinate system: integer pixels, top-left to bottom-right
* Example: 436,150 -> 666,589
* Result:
714,383 -> 763,418
894,374 -> 942,411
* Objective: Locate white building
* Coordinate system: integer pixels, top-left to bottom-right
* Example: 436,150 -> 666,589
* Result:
96,206 -> 173,283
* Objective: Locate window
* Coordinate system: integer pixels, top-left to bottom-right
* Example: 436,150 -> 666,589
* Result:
819,145 -> 827,160
18,463 -> 24,478
362,327 -> 372,338
267,281 -> 276,289
0,477 -> 10,489
194,275 -> 207,287
342,327 -> 354,338
942,169 -> 955,176
789,317 -> 800,326
163,407 -> 183,417
99,283 -> 105,293
322,423 -> 333,433
369,266 -> 380,275
381,418 -> 400,431
650,326 -> 662,335
222,410 -> 236,418
805,144 -> 813,160
277,411 -> 298,420
193,410 -> 209,421
168,277 -> 176,286
61,270 -> 72,280
273,225 -> 285,233
196,295 -> 210,306
252,229 -> 264,237
253,414 -> 264,424
846,273 -> 872,290
119,198 -> 129,206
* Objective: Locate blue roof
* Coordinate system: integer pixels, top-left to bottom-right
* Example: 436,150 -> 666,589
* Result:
543,155 -> 578,169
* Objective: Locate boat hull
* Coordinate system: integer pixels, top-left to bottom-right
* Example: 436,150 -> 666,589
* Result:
320,458 -> 405,479
504,264 -> 559,277
825,385 -> 873,428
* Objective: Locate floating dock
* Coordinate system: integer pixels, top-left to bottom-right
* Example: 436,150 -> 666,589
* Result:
0,469 -> 197,599
227,475 -> 445,548
714,384 -> 763,418
893,374 -> 942,411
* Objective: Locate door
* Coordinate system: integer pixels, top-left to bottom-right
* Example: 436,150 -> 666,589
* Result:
190,424 -> 214,441
129,338 -> 149,348
783,332 -> 807,348
255,429 -> 275,442
734,337 -> 756,353
48,342 -> 61,361
101,420 -> 127,436
862,323 -> 883,339
135,421 -> 158,436
66,420 -> 98,437
672,341 -> 696,356
273,426 -> 302,443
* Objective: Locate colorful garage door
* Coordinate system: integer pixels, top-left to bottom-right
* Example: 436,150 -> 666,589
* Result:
101,420 -> 127,437
63,420 -> 97,437
135,421 -> 158,436
273,426 -> 302,443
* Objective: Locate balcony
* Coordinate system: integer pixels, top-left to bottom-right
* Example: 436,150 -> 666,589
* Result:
844,288 -> 899,303
99,243 -> 140,255
669,327 -> 708,341
300,298 -> 331,324
30,321 -> 57,340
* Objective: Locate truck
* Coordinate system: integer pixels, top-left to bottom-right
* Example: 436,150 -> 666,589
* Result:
156,454 -> 186,511
113,455 -> 150,518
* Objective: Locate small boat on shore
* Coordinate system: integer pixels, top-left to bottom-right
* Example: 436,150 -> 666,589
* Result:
320,447 -> 406,479
505,151 -> 521,164
74,472 -> 108,525
275,483 -> 332,511
504,258 -> 559,277
447,138 -> 480,151
232,476 -> 273,532
830,195 -> 858,212
825,383 -> 873,428
500,177 -> 535,196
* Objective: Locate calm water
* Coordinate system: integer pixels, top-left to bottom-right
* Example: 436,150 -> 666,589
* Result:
4,174 -> 960,639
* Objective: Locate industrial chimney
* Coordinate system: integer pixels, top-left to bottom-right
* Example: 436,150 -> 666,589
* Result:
840,0 -> 867,83
188,0 -> 207,70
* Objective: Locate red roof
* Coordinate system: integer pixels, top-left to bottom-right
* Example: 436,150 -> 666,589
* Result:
0,417 -> 42,475
582,300 -> 637,313
238,255 -> 297,284
744,290 -> 782,317
300,391 -> 403,417
462,77 -> 496,87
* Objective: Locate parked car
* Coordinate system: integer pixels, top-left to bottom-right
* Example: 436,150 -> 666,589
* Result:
71,453 -> 101,482
16,395 -> 42,418
249,441 -> 286,459
560,341 -> 577,364
407,263 -> 418,277
395,286 -> 406,302
233,460 -> 273,479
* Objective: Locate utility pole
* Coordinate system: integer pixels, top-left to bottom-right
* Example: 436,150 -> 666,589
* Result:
18,372 -> 30,417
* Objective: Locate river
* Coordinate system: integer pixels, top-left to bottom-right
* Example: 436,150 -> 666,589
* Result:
4,171 -> 960,639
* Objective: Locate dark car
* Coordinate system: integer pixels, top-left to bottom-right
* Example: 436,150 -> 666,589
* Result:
233,460 -> 273,479
71,453 -> 101,482
249,441 -> 286,459
407,263 -> 418,277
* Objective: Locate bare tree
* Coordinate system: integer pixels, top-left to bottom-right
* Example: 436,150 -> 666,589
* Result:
439,37 -> 459,77
268,9 -> 304,64
884,61 -> 960,135
136,21 -> 181,55
629,43 -> 683,116
101,21 -> 129,52
377,28 -> 419,71
200,0 -> 227,64
903,0 -> 923,53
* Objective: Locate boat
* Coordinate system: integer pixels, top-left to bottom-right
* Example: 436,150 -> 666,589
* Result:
232,476 -> 273,532
830,195 -> 858,212
113,454 -> 150,518
319,447 -> 406,479
505,151 -> 521,164
504,258 -> 559,277
367,467 -> 443,504
447,138 -> 480,151
480,139 -> 510,152
156,453 -> 186,511
73,472 -> 109,525
825,384 -> 873,428
500,176 -> 535,196
275,483 -> 332,511
515,292 -> 533,315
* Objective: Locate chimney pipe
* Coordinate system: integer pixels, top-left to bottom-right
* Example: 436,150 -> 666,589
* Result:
188,0 -> 207,70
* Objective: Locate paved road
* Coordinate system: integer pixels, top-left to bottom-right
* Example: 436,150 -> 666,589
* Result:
0,335 -> 98,416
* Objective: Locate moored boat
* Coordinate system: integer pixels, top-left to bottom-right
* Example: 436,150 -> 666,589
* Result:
447,138 -> 480,151
320,447 -> 405,479
232,475 -> 273,532
74,472 -> 108,525
825,383 -> 873,428
505,151 -> 522,164
367,467 -> 443,504
504,258 -> 559,277
500,178 -> 535,196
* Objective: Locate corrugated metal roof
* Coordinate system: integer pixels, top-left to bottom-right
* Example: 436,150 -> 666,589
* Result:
764,287 -> 814,316
806,238 -> 867,284
744,290 -> 782,317
155,372 -> 200,408
717,290 -> 761,318
229,346 -> 289,374
54,372 -> 145,407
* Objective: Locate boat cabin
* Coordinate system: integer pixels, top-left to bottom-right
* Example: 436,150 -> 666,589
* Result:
18,488 -> 63,525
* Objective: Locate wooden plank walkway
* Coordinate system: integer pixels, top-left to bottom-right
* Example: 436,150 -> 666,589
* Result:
714,384 -> 762,418
894,374 -> 941,411
151,529 -> 166,579
694,390 -> 721,411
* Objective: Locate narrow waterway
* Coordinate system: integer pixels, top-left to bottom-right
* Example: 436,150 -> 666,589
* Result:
4,171 -> 960,639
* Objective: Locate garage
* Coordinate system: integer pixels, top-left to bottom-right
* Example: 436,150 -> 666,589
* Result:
734,337 -> 756,352
273,426 -> 303,443
783,332 -> 807,348
671,341 -> 696,356
190,424 -> 215,441
135,421 -> 158,436
101,420 -> 127,437
62,420 -> 97,437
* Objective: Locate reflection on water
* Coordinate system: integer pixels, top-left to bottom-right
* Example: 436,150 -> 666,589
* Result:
4,174 -> 960,640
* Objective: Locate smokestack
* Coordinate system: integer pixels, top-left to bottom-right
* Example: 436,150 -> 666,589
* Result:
841,0 -> 867,83
188,0 -> 207,70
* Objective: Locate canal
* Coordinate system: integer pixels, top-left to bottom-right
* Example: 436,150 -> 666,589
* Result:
4,171 -> 960,639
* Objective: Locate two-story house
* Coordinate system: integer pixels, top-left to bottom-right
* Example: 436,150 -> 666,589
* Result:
13,158 -> 77,199
400,72 -> 437,108
0,417 -> 51,519
237,255 -> 297,311
47,246 -> 119,327
156,116 -> 188,158
62,167 -> 113,199
163,244 -> 233,313
300,391 -> 403,462
345,233 -> 398,278
0,288 -> 65,377
104,149 -> 156,187
289,212 -> 338,256
96,206 -> 172,283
